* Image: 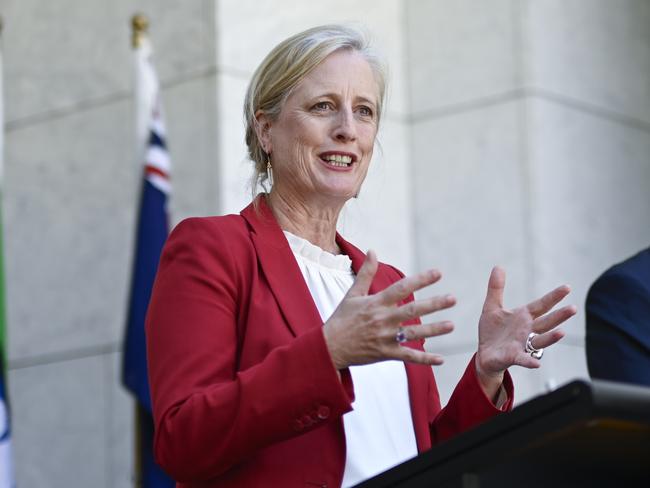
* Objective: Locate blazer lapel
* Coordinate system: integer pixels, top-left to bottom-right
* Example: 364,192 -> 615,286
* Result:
241,197 -> 323,338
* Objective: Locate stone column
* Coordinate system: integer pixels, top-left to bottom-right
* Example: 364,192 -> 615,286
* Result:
406,0 -> 650,403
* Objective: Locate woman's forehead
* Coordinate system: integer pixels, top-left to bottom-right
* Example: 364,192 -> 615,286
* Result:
294,52 -> 380,101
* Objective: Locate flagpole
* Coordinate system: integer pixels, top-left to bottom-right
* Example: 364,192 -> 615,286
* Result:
130,16 -> 147,488
131,13 -> 158,167
132,13 -> 148,160
126,14 -> 174,488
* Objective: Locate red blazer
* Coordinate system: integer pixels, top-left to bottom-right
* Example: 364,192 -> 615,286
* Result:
146,198 -> 513,487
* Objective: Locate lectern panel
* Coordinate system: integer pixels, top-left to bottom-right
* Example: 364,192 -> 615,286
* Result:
356,380 -> 650,488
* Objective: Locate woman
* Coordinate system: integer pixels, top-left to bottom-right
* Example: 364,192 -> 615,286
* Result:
146,25 -> 576,487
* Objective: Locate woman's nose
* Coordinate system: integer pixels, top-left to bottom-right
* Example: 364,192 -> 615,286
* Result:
332,108 -> 356,142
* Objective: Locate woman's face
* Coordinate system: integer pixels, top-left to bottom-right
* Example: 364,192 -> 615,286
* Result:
259,49 -> 380,205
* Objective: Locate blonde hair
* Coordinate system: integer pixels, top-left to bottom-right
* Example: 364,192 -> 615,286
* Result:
244,24 -> 387,194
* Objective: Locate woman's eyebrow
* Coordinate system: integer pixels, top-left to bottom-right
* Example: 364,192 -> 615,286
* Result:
355,96 -> 377,107
305,91 -> 377,106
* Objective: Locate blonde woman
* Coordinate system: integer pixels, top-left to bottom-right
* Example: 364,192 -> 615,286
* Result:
146,25 -> 575,487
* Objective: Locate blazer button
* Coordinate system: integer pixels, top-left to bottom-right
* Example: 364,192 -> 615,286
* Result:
293,419 -> 304,431
317,405 -> 330,419
301,415 -> 314,427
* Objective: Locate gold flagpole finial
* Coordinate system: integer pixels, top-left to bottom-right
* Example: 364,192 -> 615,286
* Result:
131,13 -> 149,49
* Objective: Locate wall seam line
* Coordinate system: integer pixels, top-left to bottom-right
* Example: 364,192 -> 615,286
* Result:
5,66 -> 219,132
408,86 -> 650,134
8,342 -> 121,370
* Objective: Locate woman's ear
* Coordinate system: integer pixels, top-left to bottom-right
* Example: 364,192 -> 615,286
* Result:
254,110 -> 273,154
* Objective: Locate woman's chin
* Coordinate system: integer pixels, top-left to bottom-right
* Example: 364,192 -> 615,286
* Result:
315,184 -> 359,202
312,176 -> 361,197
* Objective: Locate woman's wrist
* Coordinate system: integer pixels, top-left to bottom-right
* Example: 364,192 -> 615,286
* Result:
474,354 -> 505,403
322,324 -> 346,371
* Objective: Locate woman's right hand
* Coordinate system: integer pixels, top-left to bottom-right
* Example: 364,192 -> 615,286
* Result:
322,250 -> 456,369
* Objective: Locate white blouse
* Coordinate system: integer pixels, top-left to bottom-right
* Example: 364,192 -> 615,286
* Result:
284,231 -> 418,487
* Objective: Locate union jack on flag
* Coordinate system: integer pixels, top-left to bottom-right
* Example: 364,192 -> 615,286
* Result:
142,102 -> 171,197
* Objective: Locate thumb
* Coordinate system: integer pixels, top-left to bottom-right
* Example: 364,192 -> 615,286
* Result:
347,250 -> 378,298
482,266 -> 505,312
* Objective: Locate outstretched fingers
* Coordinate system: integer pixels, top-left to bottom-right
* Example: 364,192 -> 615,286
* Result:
532,304 -> 577,334
528,329 -> 565,351
527,285 -> 571,318
335,258 -> 457,369
394,346 -> 445,366
515,305 -> 576,369
391,295 -> 456,323
378,268 -> 443,306
383,322 -> 453,365
400,321 -> 455,342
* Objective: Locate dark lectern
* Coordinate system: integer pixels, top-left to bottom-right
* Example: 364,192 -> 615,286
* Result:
356,380 -> 650,488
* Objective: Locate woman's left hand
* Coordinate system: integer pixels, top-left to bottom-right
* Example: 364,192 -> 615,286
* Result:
474,266 -> 577,397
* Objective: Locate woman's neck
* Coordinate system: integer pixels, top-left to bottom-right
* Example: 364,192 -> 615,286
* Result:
267,190 -> 344,254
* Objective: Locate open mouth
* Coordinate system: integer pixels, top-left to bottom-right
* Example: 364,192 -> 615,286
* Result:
320,153 -> 356,168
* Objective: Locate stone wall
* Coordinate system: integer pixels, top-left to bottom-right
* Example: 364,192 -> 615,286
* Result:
406,0 -> 650,403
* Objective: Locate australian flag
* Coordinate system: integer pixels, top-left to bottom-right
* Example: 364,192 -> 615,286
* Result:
122,33 -> 175,488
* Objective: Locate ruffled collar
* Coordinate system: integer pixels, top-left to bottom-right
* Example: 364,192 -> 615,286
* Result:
283,231 -> 353,272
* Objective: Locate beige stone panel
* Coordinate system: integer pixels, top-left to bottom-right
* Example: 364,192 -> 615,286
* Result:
3,0 -> 215,122
4,77 -> 218,362
412,101 -> 529,351
216,73 -> 254,215
8,356 -> 106,486
164,74 -> 220,224
4,99 -> 135,361
527,98 -> 650,342
406,0 -> 520,114
216,0 -> 409,117
525,0 -> 650,124
106,352 -> 136,488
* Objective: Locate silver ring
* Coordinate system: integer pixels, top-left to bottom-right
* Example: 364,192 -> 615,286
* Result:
395,327 -> 407,344
525,332 -> 544,359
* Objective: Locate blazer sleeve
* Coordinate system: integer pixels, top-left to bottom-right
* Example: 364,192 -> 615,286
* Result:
429,355 -> 514,444
146,218 -> 353,482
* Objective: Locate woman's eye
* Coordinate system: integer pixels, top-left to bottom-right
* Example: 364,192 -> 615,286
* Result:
313,101 -> 331,111
358,106 -> 374,117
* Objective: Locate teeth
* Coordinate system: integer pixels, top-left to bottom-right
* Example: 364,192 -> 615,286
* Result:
323,154 -> 353,166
